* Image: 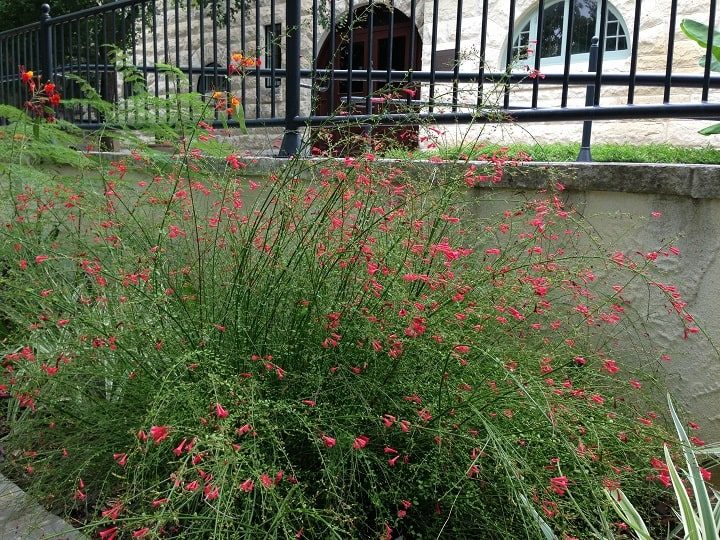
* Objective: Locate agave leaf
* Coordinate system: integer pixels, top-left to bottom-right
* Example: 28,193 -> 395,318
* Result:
664,444 -> 701,540
668,395 -> 718,540
699,123 -> 720,136
517,494 -> 559,540
604,489 -> 653,540
698,56 -> 720,72
681,19 -> 720,65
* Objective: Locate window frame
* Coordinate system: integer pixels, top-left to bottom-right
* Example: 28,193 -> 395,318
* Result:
509,0 -> 630,68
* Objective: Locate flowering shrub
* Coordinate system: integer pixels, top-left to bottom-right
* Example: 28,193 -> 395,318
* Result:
0,104 -> 712,538
19,66 -> 62,128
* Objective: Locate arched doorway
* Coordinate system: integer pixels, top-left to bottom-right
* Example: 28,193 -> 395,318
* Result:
313,4 -> 422,154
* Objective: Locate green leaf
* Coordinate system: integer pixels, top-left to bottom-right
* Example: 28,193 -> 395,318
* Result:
234,102 -> 248,134
517,494 -> 558,540
604,489 -> 653,540
664,444 -> 702,540
699,123 -> 720,135
699,56 -> 720,72
0,104 -> 31,123
680,19 -> 720,65
0,163 -> 52,184
667,395 -> 719,540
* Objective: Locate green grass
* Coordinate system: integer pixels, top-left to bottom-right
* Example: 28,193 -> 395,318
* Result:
384,142 -> 720,164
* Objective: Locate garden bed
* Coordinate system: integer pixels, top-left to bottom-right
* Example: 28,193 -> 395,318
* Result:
2,98 -> 720,538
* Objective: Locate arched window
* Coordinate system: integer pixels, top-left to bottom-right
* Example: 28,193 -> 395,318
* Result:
510,0 -> 629,66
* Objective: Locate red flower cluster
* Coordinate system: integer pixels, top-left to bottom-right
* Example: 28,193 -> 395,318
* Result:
19,66 -> 61,123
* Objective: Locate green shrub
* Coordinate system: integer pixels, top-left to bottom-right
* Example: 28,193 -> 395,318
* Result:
0,99 -> 712,539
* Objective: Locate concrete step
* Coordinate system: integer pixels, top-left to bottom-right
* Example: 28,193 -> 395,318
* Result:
0,474 -> 86,540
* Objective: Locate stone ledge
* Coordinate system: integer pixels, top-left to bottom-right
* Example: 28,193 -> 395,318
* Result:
86,152 -> 720,199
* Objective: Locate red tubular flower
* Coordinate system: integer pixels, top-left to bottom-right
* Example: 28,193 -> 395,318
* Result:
260,473 -> 273,488
204,484 -> 220,500
214,403 -> 229,418
149,425 -> 170,444
98,527 -> 118,540
101,501 -> 123,520
240,478 -> 254,492
353,435 -> 370,450
321,434 -> 336,448
173,438 -> 187,457
549,475 -> 569,496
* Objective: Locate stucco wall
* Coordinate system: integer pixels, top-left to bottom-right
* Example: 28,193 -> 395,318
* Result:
451,161 -> 720,439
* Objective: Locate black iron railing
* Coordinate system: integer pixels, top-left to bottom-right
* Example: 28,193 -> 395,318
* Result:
0,0 -> 718,157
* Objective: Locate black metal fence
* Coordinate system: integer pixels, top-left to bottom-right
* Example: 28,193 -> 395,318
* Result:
0,0 -> 719,157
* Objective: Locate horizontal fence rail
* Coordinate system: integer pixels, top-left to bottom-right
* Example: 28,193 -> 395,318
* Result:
0,0 -> 718,156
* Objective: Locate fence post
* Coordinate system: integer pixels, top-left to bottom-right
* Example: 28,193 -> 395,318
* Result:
278,0 -> 302,157
577,36 -> 598,162
39,3 -> 54,83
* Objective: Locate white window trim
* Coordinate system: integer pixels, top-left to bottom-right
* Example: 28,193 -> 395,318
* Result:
507,0 -> 631,69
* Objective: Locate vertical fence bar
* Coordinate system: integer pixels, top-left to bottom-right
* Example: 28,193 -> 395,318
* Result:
428,0 -> 439,112
592,0 -> 608,106
68,20 -> 74,106
132,5 -> 139,124
0,37 -> 5,111
328,0 -> 335,111
531,0 -> 545,108
408,0 -> 416,105
141,2 -> 147,122
366,3 -> 374,113
627,0 -> 642,104
270,0 -> 277,117
211,0 -> 218,100
225,0 -> 230,113
12,36 -> 18,108
702,0 -> 717,102
346,0 -> 355,112
186,0 -> 193,91
117,12 -> 123,122
452,0 -> 463,112
164,0 -> 170,101
176,0 -> 181,77
503,0 -> 517,110
663,0 -> 678,103
254,0 -> 261,117
561,0 -> 575,107
577,37 -> 598,162
476,0 -> 488,107
279,0 -> 301,156
310,0 -> 318,114
40,4 -> 53,83
152,1 -> 159,107
387,2 -> 394,88
240,0 -> 246,109
199,0 -> 205,100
